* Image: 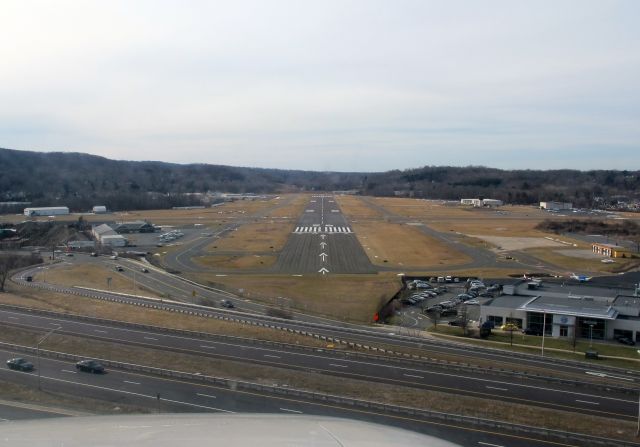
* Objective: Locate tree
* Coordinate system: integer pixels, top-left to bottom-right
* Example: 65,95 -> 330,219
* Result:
0,254 -> 19,292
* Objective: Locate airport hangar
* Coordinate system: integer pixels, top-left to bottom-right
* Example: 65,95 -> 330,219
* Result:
479,280 -> 640,342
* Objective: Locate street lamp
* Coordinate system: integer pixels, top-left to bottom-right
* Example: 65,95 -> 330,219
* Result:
37,326 -> 60,390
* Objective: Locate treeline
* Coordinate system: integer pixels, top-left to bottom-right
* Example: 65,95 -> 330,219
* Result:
1,148 -> 638,211
536,219 -> 640,236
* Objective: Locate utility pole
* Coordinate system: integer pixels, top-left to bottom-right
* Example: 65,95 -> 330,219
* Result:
37,326 -> 60,391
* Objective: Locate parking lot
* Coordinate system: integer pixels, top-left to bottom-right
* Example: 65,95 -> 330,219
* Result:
393,277 -> 500,330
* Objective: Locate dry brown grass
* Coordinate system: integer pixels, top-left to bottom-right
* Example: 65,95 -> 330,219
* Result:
1,325 -> 635,442
193,254 -> 277,269
33,263 -> 164,298
335,195 -> 385,219
524,247 -> 640,274
352,221 -> 472,267
205,221 -> 294,252
0,284 -> 326,347
188,273 -> 400,323
266,194 -> 308,218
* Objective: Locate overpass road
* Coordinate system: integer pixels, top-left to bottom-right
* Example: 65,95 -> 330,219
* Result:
0,306 -> 636,421
0,347 -> 616,447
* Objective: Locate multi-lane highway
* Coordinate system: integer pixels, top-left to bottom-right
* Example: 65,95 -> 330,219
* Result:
275,195 -> 375,274
0,306 -> 635,422
0,347 -> 622,447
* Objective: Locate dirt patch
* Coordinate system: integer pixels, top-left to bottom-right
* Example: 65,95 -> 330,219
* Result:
469,235 -> 568,251
193,254 -> 277,269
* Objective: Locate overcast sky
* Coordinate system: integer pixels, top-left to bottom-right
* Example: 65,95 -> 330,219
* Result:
1,1 -> 639,172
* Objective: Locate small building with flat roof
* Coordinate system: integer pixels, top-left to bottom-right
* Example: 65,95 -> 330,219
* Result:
592,242 -> 633,258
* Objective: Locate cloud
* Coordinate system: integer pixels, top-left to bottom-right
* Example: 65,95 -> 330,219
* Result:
0,0 -> 638,171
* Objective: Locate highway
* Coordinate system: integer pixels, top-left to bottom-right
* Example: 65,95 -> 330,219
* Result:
0,306 -> 635,422
0,347 -> 613,447
13,262 -> 640,389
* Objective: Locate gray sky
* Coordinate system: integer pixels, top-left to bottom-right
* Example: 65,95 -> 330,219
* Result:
1,0 -> 639,171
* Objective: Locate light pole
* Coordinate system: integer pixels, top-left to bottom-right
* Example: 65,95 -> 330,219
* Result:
37,326 -> 60,391
541,311 -> 547,357
637,391 -> 640,437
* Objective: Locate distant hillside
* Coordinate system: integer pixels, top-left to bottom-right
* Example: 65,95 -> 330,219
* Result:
0,148 -> 638,211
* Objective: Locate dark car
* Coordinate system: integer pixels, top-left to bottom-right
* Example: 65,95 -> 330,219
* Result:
448,319 -> 463,326
618,337 -> 636,346
522,328 -> 542,336
220,300 -> 235,309
7,357 -> 34,372
76,359 -> 105,374
115,266 -> 124,272
25,276 -> 33,282
141,267 -> 149,273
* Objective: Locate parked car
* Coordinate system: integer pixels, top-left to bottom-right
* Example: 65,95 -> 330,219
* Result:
440,308 -> 457,316
425,305 -> 443,313
445,276 -> 452,283
478,292 -> 493,298
25,276 -> 33,282
618,337 -> 636,346
448,319 -> 463,326
457,293 -> 473,300
141,267 -> 149,273
522,328 -> 542,336
220,300 -> 235,309
115,266 -> 124,272
7,357 -> 34,372
500,323 -> 519,331
90,252 -> 98,257
76,359 -> 105,374
487,284 -> 501,292
463,299 -> 480,305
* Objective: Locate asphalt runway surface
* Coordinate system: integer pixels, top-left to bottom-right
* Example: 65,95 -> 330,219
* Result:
0,307 -> 635,421
274,195 -> 375,274
0,348 -> 607,447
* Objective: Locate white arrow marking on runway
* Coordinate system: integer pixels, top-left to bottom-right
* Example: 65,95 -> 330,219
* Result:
320,242 -> 327,248
320,234 -> 326,240
319,252 -> 328,261
318,267 -> 329,275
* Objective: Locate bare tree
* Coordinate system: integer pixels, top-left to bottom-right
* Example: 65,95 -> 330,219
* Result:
0,254 -> 19,292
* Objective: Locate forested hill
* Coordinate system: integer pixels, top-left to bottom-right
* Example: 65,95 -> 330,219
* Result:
0,147 -> 638,211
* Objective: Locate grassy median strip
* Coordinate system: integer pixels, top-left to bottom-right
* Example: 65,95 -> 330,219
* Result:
0,326 -> 637,443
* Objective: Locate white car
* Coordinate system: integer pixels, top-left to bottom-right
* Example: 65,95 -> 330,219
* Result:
463,299 -> 480,305
601,259 -> 615,264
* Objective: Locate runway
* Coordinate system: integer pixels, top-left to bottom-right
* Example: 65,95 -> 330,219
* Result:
274,195 -> 375,274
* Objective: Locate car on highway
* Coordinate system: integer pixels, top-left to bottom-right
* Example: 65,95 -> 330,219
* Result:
141,267 -> 149,273
76,359 -> 105,374
115,266 -> 124,272
220,299 -> 235,309
65,252 -> 74,257
7,357 -> 34,372
90,252 -> 98,257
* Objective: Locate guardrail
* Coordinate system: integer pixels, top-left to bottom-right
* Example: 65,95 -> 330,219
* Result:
11,267 -> 640,382
0,340 -> 633,447
0,302 -> 636,395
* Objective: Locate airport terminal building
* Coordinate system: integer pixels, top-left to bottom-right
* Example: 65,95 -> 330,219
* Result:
480,281 -> 640,342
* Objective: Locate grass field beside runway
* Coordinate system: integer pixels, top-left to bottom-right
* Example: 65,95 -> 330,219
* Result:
193,253 -> 278,269
188,273 -> 400,323
350,221 -> 472,268
334,195 -> 386,219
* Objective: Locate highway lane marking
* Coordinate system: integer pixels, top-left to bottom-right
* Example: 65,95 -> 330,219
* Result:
7,317 -> 18,320
144,337 -> 159,341
200,345 -> 216,349
123,380 -> 141,385
576,399 -> 600,405
403,374 -> 424,379
263,354 -> 281,359
485,386 -> 508,392
34,374 -> 234,413
196,393 -> 217,399
94,330 -> 107,334
280,408 -> 303,414
329,363 -> 348,368
61,370 -> 76,374
585,371 -> 634,381
478,442 -> 504,447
